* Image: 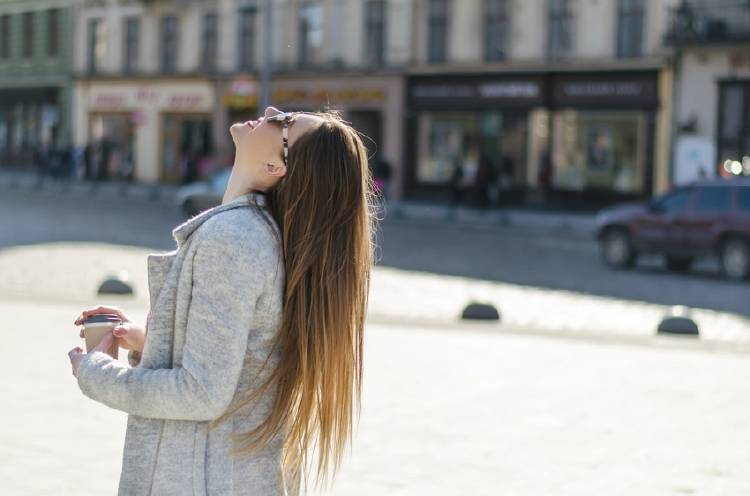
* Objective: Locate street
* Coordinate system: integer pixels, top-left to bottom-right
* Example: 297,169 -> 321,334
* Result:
2,189 -> 748,317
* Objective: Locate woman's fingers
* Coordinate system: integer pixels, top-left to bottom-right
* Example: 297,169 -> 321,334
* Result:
74,305 -> 129,325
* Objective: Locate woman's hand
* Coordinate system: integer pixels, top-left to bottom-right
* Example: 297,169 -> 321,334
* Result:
110,321 -> 147,352
74,305 -> 146,352
68,331 -> 116,379
74,305 -> 131,326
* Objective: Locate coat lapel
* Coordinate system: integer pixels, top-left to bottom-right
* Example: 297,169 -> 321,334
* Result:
145,191 -> 269,319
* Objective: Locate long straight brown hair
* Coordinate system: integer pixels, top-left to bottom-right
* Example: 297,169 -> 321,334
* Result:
208,110 -> 378,493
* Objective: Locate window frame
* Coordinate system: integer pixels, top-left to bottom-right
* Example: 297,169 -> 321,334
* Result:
159,15 -> 179,74
123,16 -> 140,74
546,0 -> 574,60
427,0 -> 450,64
298,1 -> 323,67
484,0 -> 510,62
21,11 -> 34,58
87,17 -> 104,74
616,0 -> 645,58
47,8 -> 60,58
364,0 -> 387,67
238,6 -> 257,71
0,15 -> 10,59
201,12 -> 218,73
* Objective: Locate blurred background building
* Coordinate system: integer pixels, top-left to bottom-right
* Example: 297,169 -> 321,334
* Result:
664,0 -> 750,184
0,0 -> 74,167
0,0 -> 749,208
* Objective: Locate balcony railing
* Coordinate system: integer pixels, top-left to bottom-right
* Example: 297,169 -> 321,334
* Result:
664,1 -> 750,45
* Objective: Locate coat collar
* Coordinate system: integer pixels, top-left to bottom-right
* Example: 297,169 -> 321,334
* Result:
172,191 -> 268,247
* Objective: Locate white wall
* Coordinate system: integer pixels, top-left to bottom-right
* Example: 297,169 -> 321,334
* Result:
678,49 -> 750,140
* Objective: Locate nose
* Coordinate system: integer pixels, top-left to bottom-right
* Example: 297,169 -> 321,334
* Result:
264,106 -> 281,118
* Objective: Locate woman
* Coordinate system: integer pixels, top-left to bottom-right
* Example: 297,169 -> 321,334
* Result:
67,107 -> 377,495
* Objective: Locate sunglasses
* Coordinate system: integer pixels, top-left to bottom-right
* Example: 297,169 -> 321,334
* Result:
264,111 -> 299,166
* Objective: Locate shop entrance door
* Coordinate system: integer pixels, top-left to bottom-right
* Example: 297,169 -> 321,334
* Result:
161,114 -> 213,185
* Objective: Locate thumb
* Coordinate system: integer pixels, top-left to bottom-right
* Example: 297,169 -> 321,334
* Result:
113,325 -> 127,337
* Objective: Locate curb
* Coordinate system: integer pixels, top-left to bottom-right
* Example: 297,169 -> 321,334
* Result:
379,201 -> 597,239
0,176 -> 179,206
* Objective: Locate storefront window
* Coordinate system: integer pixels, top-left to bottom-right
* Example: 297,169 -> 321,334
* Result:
552,110 -> 645,193
416,111 -> 527,191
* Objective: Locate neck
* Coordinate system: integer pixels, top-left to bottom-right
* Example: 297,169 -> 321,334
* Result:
222,163 -> 264,205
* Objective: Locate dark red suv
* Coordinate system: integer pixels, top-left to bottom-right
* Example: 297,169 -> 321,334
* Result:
595,179 -> 750,280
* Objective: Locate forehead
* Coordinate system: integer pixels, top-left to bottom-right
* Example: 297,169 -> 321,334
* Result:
289,113 -> 326,146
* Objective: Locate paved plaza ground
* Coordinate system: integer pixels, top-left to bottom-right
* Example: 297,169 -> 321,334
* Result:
2,297 -> 748,495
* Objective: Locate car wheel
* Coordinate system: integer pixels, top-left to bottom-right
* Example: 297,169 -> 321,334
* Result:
665,256 -> 693,272
720,237 -> 750,281
601,228 -> 637,268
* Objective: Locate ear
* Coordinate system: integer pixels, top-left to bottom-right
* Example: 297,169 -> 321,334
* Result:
265,162 -> 287,178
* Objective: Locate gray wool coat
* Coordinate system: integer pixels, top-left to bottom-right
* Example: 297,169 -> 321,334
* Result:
76,191 -> 299,496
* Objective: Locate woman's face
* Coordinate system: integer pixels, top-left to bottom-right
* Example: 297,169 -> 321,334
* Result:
229,106 -> 324,180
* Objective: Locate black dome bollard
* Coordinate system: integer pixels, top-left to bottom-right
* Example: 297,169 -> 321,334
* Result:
461,302 -> 501,321
657,306 -> 699,337
97,271 -> 134,296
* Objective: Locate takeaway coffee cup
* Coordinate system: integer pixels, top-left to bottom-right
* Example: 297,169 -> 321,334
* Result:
82,313 -> 121,359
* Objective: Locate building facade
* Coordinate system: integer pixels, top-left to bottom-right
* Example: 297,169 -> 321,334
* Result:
72,0 -> 407,193
0,0 -> 74,168
73,0 -> 225,184
665,0 -> 750,184
404,0 -> 675,208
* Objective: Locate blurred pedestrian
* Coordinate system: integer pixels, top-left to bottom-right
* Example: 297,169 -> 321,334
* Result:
474,152 -> 496,209
449,156 -> 464,207
537,149 -> 552,205
371,151 -> 392,201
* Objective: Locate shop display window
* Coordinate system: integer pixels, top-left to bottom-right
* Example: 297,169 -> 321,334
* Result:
552,110 -> 646,193
416,111 -> 527,190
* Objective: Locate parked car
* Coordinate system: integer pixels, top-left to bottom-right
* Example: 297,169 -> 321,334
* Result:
174,168 -> 231,217
595,178 -> 750,280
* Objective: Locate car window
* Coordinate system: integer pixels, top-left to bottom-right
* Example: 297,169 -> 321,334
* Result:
653,188 -> 693,214
738,187 -> 750,213
694,186 -> 731,214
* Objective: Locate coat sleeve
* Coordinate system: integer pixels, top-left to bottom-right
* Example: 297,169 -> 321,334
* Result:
76,225 -> 273,421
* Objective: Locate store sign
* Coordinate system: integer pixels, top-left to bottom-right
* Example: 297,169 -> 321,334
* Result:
89,87 -> 210,110
273,88 -> 386,104
553,74 -> 658,106
410,78 -> 544,106
230,78 -> 256,96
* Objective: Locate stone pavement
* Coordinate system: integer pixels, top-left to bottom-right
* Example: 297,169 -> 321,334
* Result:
3,299 -> 749,495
